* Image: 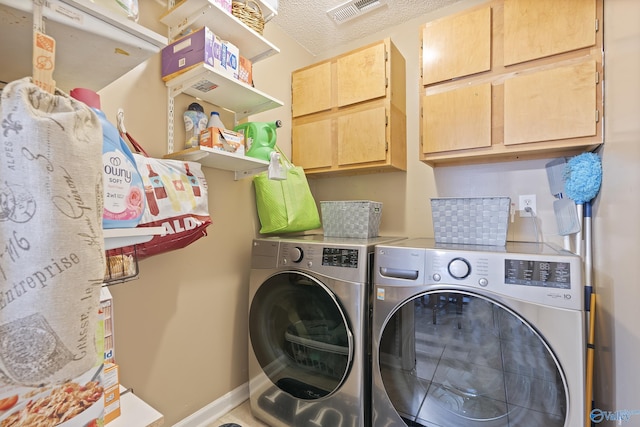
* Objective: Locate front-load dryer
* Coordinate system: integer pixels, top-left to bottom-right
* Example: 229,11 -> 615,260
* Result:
372,238 -> 585,427
249,235 -> 404,427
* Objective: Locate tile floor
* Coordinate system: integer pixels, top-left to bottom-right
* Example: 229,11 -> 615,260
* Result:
207,400 -> 269,427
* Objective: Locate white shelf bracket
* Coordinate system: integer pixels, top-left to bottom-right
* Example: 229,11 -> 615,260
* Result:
235,166 -> 268,180
168,4 -> 210,42
168,87 -> 175,153
32,0 -> 45,33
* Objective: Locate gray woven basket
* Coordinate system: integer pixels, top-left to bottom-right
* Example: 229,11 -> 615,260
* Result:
321,201 -> 382,238
431,197 -> 510,246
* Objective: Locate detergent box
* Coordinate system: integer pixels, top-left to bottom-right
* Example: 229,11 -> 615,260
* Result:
103,363 -> 121,424
162,27 -> 216,81
200,127 -> 245,154
213,35 -> 239,79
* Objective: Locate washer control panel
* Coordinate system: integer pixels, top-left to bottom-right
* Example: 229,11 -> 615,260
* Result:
504,258 -> 572,289
375,239 -> 583,310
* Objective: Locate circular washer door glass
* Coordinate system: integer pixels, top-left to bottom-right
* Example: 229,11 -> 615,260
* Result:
250,271 -> 353,400
379,290 -> 567,427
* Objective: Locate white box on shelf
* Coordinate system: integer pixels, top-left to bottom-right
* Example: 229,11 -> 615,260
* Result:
213,35 -> 239,79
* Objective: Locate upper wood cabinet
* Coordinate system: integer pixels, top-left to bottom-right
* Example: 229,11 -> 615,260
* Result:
292,39 -> 407,177
336,42 -> 387,107
419,0 -> 603,166
504,60 -> 597,145
292,62 -> 332,117
422,6 -> 492,85
503,0 -> 597,66
423,83 -> 492,153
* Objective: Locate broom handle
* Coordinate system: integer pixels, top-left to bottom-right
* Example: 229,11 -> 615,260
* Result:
584,201 -> 594,426
575,203 -> 584,257
584,202 -> 593,293
585,293 -> 596,427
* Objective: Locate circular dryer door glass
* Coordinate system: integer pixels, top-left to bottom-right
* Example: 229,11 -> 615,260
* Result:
249,271 -> 353,400
378,291 -> 567,427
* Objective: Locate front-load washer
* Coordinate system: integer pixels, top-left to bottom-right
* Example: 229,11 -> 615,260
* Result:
249,235 -> 405,427
372,238 -> 585,427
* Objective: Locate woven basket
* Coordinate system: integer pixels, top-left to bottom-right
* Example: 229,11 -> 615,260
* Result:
232,0 -> 265,35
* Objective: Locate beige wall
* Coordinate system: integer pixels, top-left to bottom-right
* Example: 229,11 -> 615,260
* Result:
595,0 -> 640,421
98,0 -> 639,424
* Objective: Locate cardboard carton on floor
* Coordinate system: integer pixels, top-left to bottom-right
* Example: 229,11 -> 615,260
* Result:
103,363 -> 121,424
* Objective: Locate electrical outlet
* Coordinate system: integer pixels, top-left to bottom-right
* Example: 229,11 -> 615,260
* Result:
519,194 -> 537,217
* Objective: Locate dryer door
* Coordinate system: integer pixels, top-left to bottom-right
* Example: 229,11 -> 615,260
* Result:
250,271 -> 354,400
377,290 -> 568,427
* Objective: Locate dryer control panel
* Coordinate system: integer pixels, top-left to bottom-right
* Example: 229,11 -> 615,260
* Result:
253,236 -> 406,284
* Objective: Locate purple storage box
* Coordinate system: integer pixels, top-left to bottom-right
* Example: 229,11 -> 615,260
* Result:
162,27 -> 215,82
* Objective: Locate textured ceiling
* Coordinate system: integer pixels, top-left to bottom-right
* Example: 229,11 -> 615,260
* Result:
270,0 -> 464,56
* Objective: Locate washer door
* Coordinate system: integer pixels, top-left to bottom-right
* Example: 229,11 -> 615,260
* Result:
250,271 -> 354,400
378,290 -> 568,427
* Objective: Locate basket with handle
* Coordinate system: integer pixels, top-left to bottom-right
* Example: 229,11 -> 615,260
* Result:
232,0 -> 265,35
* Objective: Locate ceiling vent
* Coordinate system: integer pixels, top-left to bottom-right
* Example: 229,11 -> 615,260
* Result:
327,0 -> 388,24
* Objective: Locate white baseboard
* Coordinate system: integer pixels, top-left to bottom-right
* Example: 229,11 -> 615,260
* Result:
173,382 -> 249,427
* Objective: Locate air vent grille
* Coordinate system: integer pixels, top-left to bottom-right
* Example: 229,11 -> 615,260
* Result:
327,0 -> 387,24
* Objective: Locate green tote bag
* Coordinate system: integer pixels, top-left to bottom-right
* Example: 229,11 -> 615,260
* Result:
253,149 -> 321,234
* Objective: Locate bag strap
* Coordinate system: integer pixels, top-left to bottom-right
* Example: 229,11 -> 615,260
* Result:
274,144 -> 293,168
117,108 -> 150,157
122,130 -> 150,157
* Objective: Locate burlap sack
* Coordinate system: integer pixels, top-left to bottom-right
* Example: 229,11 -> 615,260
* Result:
0,77 -> 105,386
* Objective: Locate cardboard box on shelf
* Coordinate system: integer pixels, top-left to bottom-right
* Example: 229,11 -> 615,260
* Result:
238,55 -> 253,85
103,363 -> 121,424
200,127 -> 245,154
215,0 -> 232,13
161,27 -> 216,82
213,35 -> 239,80
100,288 -> 115,364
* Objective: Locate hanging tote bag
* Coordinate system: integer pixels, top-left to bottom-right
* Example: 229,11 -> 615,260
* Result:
253,148 -> 321,234
0,78 -> 105,397
118,128 -> 212,259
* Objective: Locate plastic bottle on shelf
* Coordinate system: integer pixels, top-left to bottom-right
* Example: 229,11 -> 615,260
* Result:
234,120 -> 283,161
183,102 -> 207,148
207,111 -> 226,130
70,87 -> 145,228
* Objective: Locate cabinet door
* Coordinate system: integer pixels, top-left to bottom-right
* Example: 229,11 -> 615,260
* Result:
504,61 -> 597,145
292,62 -> 332,117
504,0 -> 596,66
292,119 -> 333,169
337,106 -> 387,166
422,6 -> 491,86
422,83 -> 492,154
336,42 -> 386,108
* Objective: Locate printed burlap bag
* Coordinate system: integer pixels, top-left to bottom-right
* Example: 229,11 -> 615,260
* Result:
0,77 -> 105,388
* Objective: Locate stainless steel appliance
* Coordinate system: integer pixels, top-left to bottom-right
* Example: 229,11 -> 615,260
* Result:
372,238 -> 585,427
248,235 -> 404,427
